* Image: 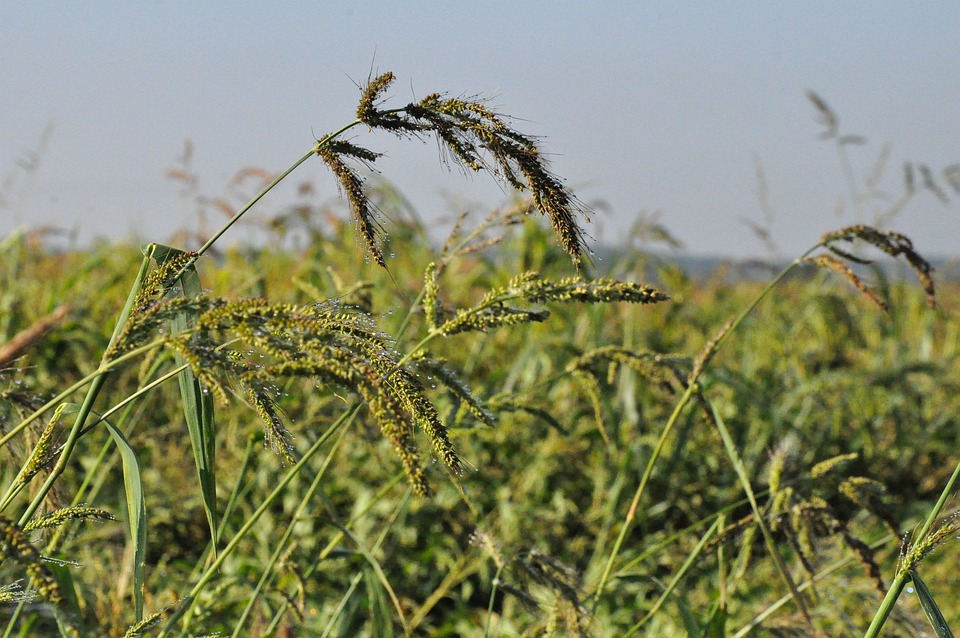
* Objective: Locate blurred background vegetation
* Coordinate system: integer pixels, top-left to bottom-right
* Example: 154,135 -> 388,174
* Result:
1,179 -> 958,635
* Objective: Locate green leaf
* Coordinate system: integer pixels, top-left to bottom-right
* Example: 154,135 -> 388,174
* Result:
104,419 -> 147,621
61,403 -> 146,621
149,244 -> 218,553
674,594 -> 699,636
911,570 -> 955,638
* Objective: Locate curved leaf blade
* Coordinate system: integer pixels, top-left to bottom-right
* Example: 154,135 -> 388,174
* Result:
150,244 -> 218,553
911,570 -> 955,638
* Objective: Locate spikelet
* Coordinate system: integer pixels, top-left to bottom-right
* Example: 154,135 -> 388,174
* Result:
353,75 -> 592,267
566,347 -> 686,393
806,255 -> 887,311
23,506 -> 114,532
760,448 -> 889,594
570,369 -> 609,444
689,319 -> 734,385
12,402 -> 65,487
161,295 -> 461,495
422,262 -> 443,331
819,225 -> 936,308
810,452 -> 859,479
438,272 -> 668,336
123,607 -> 170,638
413,353 -> 496,428
899,512 -> 960,576
806,90 -> 838,139
356,72 -> 400,127
0,580 -> 29,604
767,444 -> 789,495
0,515 -> 62,607
315,142 -> 386,268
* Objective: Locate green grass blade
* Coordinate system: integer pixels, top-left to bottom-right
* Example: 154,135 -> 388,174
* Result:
60,403 -> 147,621
911,570 -> 955,638
332,522 -> 409,635
103,418 -> 147,622
229,424 -> 349,638
47,560 -> 82,636
696,392 -> 814,628
106,247 -> 154,354
149,243 -> 219,552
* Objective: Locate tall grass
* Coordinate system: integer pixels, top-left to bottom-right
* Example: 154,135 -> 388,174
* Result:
0,75 -> 957,636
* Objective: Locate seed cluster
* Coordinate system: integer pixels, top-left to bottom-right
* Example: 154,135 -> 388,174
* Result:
819,224 -> 936,308
155,297 -> 460,495
429,270 -> 668,337
323,72 -> 592,268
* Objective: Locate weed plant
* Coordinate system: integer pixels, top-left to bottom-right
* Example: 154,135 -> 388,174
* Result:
0,75 -> 958,636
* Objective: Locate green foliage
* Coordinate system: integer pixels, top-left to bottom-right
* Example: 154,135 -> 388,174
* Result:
0,73 -> 958,637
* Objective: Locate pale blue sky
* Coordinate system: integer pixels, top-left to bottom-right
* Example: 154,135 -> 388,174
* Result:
2,3 -> 959,257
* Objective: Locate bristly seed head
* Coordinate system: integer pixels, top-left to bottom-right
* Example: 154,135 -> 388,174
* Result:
323,72 -> 595,269
819,225 -> 936,309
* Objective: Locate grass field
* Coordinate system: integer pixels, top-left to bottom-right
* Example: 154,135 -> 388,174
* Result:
1,74 -> 959,637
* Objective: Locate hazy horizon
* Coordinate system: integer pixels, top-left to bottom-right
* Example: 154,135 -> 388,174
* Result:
3,3 -> 959,258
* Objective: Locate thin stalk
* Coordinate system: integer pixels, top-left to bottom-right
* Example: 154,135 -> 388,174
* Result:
624,516 -> 722,636
612,491 -> 761,580
836,141 -> 865,223
863,459 -> 960,637
106,250 -> 154,352
310,473 -> 407,562
1,336 -> 159,638
0,336 -> 167,448
47,397 -> 147,552
483,562 -> 507,638
409,553 -> 482,631
0,604 -> 23,638
194,148 -> 315,258
696,392 -> 813,627
589,247 -> 820,610
157,408 -> 351,636
734,532 -> 895,637
228,421 -> 350,637
216,433 -> 258,545
395,287 -> 426,340
260,471 -> 406,634
0,363 -> 177,518
320,488 -> 413,638
17,373 -> 107,526
190,117 -> 367,263
589,381 -> 697,610
79,362 -> 189,435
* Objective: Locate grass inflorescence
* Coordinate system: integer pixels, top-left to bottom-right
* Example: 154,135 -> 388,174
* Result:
0,72 -> 957,636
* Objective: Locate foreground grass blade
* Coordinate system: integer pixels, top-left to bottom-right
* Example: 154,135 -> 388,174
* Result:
911,570 -> 954,638
229,423 -> 350,637
58,403 -> 147,621
148,243 -> 219,550
103,418 -> 147,622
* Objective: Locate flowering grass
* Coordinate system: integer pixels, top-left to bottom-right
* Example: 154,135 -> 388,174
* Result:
0,75 -> 958,636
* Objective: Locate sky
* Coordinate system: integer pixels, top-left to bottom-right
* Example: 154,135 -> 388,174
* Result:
2,2 -> 959,258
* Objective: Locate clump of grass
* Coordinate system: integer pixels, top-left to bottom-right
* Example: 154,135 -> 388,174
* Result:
0,71 -> 671,635
0,74 -> 955,637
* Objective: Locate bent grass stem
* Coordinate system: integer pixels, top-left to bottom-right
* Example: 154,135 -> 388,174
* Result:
589,248 -> 818,611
